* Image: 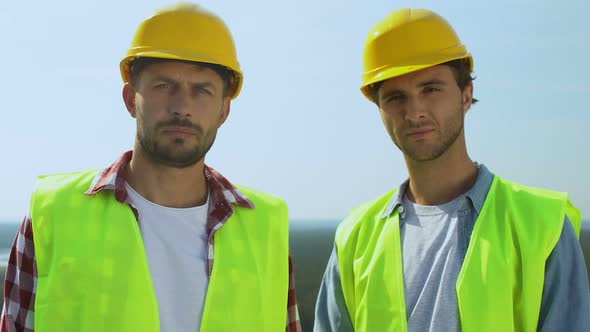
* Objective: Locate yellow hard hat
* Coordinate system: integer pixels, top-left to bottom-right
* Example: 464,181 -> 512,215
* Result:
361,8 -> 473,101
120,3 -> 243,99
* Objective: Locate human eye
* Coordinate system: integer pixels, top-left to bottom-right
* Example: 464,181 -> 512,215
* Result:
195,86 -> 212,96
424,86 -> 441,94
386,93 -> 405,103
154,82 -> 170,89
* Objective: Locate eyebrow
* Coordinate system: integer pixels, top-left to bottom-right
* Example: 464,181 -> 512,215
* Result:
417,79 -> 447,87
380,79 -> 448,100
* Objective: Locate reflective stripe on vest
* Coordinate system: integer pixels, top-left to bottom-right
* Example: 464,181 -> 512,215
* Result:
31,170 -> 289,332
335,176 -> 581,332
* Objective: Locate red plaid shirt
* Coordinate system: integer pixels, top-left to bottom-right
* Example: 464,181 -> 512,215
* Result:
0,151 -> 301,331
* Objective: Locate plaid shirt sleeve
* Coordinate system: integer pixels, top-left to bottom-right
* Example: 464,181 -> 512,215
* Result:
1,216 -> 36,332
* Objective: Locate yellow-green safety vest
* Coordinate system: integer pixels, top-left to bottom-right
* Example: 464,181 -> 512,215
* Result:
335,176 -> 581,332
31,169 -> 290,332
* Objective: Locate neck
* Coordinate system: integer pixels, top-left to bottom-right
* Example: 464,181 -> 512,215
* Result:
126,148 -> 208,208
404,139 -> 478,206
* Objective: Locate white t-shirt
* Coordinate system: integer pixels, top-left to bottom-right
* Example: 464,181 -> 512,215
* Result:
125,182 -> 209,332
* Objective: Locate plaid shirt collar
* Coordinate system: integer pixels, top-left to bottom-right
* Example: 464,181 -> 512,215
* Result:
84,150 -> 255,233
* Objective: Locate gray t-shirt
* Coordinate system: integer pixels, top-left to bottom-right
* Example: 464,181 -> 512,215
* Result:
401,194 -> 464,331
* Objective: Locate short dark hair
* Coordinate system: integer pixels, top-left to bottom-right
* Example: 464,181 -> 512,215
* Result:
372,58 -> 479,105
442,59 -> 478,104
129,57 -> 234,97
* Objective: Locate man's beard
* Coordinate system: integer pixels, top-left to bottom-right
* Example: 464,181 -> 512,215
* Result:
393,106 -> 464,162
137,117 -> 217,168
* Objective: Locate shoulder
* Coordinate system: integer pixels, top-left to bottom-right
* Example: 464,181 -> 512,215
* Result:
493,176 -> 567,202
234,184 -> 287,209
35,169 -> 102,194
31,169 -> 103,219
492,176 -> 579,220
490,175 -> 582,238
336,189 -> 398,245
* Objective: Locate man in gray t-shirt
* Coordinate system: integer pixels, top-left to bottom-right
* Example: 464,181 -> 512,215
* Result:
313,7 -> 589,332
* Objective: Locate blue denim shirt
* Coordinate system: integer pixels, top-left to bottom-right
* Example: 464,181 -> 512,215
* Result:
314,165 -> 590,331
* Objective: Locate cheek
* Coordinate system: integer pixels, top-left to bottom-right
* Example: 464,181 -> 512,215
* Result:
136,101 -> 162,123
380,112 -> 401,134
202,102 -> 226,124
135,113 -> 147,137
134,106 -> 155,134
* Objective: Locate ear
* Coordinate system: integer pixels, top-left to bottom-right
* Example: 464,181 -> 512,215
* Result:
122,83 -> 137,118
462,81 -> 474,114
217,97 -> 231,127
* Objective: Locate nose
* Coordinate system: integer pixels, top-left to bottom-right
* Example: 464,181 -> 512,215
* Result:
405,96 -> 427,123
168,87 -> 192,117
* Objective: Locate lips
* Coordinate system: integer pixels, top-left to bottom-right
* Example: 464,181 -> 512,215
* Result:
163,126 -> 197,135
162,126 -> 198,139
406,128 -> 434,137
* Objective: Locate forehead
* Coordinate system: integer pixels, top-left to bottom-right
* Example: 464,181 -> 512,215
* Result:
140,61 -> 223,83
379,65 -> 455,91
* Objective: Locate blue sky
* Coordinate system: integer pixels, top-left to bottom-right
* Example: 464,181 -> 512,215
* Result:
0,0 -> 588,222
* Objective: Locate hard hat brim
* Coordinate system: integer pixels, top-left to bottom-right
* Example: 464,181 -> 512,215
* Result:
361,55 -> 473,101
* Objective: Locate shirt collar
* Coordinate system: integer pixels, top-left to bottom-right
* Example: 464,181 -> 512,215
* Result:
84,150 -> 254,209
381,163 -> 495,219
462,163 -> 494,215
